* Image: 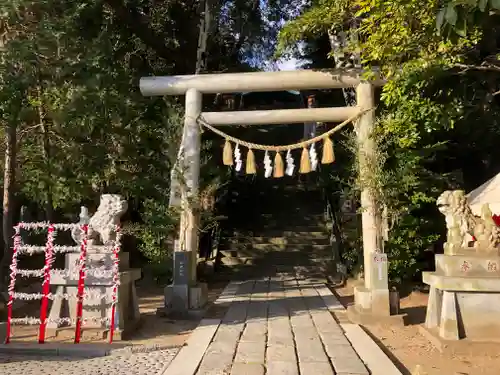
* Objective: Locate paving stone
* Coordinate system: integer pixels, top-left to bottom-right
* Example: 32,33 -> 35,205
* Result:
268,319 -> 293,343
292,327 -> 321,341
206,339 -> 239,355
245,301 -> 268,322
234,341 -> 265,363
266,361 -> 299,375
299,362 -> 336,375
296,339 -> 329,362
197,352 -> 234,374
310,311 -> 342,332
290,315 -> 315,329
213,324 -> 244,341
325,343 -> 369,375
196,366 -> 232,375
223,302 -> 249,323
240,322 -> 266,342
230,363 -> 265,375
320,332 -> 353,347
268,301 -> 288,318
266,343 -> 297,362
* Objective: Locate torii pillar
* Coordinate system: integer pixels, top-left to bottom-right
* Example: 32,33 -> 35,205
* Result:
348,82 -> 400,324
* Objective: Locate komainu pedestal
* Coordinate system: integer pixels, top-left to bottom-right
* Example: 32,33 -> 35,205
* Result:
423,252 -> 500,341
48,250 -> 141,339
48,195 -> 141,340
423,190 -> 500,342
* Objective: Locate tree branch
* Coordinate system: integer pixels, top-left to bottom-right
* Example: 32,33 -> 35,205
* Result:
454,62 -> 500,73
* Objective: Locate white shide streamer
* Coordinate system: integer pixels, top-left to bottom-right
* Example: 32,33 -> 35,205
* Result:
11,289 -> 114,305
310,143 -> 318,171
234,144 -> 242,172
264,151 -> 272,178
15,267 -> 114,279
285,150 -> 295,176
18,245 -> 81,255
17,222 -> 79,231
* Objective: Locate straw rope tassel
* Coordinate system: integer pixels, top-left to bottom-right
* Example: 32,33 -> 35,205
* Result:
223,139 -> 233,165
322,137 -> 335,164
246,148 -> 257,174
273,152 -> 284,178
299,147 -> 311,174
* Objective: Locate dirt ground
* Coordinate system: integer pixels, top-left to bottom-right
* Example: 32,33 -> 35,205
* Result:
333,280 -> 500,375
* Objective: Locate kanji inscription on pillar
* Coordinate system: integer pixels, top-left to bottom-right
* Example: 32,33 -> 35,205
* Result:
370,253 -> 388,290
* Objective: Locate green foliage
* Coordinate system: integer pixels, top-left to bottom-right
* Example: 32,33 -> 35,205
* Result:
385,213 -> 440,284
276,0 -> 351,58
279,0 -> 500,283
126,199 -> 178,265
0,0 -> 279,279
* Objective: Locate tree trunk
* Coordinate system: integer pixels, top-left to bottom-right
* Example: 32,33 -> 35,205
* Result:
0,123 -> 17,296
37,87 -> 54,222
41,121 -> 54,221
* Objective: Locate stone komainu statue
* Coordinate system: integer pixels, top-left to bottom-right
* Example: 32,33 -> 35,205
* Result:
436,190 -> 500,253
72,194 -> 128,246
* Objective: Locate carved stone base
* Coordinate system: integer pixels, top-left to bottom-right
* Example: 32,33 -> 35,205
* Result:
48,269 -> 141,340
423,272 -> 500,341
350,286 -> 406,326
163,283 -> 208,316
435,253 -> 500,277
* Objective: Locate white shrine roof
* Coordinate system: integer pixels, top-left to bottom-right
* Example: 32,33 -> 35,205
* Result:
467,172 -> 500,216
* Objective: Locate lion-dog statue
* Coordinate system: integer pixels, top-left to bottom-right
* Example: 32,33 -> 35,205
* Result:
72,194 -> 128,246
436,190 -> 500,254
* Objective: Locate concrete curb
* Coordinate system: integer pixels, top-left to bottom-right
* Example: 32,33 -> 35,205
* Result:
0,343 -> 112,357
341,323 -> 403,375
0,342 -> 185,358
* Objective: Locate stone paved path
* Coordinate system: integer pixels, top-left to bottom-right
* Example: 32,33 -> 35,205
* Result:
167,275 -> 370,375
0,275 -> 394,375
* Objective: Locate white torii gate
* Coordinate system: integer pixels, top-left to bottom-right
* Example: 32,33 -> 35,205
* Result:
140,69 -> 391,319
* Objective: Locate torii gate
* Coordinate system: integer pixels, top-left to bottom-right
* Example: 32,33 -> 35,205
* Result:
140,69 -> 392,320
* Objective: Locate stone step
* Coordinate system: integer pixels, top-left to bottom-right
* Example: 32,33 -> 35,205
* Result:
223,235 -> 330,245
230,224 -> 329,233
226,210 -> 325,219
220,245 -> 333,259
219,254 -> 333,267
230,230 -> 329,238
220,242 -> 331,252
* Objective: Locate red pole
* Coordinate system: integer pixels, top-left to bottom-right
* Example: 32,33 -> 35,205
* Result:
74,224 -> 88,343
5,225 -> 21,344
108,226 -> 121,344
38,224 -> 55,344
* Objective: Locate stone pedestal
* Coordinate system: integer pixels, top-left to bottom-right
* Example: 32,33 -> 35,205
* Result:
349,253 -> 404,325
423,251 -> 500,341
162,250 -> 208,315
164,283 -> 208,311
48,247 -> 141,339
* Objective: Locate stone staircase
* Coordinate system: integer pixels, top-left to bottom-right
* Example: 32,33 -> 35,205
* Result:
217,179 -> 334,275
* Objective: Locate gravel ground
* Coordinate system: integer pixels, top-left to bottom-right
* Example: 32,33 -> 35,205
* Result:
0,348 -> 179,375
